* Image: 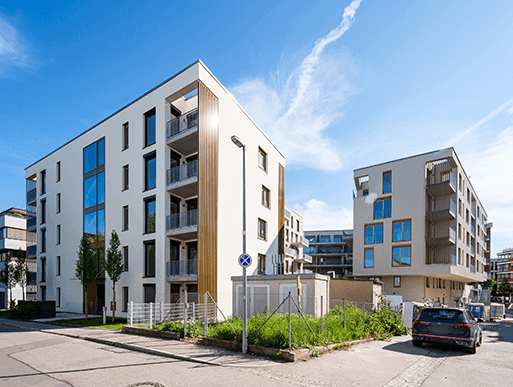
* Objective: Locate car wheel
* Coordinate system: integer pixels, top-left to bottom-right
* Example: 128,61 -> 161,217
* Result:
467,342 -> 477,354
412,340 -> 422,347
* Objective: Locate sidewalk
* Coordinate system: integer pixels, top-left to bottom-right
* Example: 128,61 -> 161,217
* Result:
0,317 -> 280,367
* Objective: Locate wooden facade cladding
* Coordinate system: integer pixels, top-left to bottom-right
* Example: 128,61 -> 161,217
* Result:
197,81 -> 219,299
278,163 -> 285,255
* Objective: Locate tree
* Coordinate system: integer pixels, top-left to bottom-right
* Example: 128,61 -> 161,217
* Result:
75,235 -> 97,319
102,231 -> 124,323
0,253 -> 18,309
497,277 -> 510,296
14,249 -> 28,301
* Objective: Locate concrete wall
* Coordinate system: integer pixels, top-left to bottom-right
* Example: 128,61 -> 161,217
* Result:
329,279 -> 382,307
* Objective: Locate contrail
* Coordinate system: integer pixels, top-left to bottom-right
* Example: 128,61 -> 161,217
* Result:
285,0 -> 362,117
445,96 -> 513,147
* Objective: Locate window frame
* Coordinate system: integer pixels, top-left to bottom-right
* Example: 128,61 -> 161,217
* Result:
144,240 -> 156,278
258,147 -> 267,172
392,219 -> 411,242
374,197 -> 391,219
122,122 -> 129,150
123,165 -> 129,191
40,229 -> 46,253
122,286 -> 129,312
56,224 -> 61,245
56,287 -> 61,308
258,218 -> 267,241
144,108 -> 156,148
261,185 -> 270,209
364,223 -> 384,244
392,245 -> 411,267
364,248 -> 374,268
40,170 -> 46,195
383,171 -> 391,194
122,205 -> 129,231
144,151 -> 157,191
123,246 -> 129,271
56,193 -> 61,214
56,162 -> 61,182
40,199 -> 46,224
56,256 -> 61,276
393,276 -> 401,287
144,196 -> 156,234
258,254 -> 266,275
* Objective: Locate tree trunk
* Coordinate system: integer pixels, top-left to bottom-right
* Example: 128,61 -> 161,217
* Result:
84,287 -> 88,320
112,284 -> 116,323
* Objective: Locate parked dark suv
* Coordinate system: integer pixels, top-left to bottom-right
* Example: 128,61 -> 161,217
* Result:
412,307 -> 482,354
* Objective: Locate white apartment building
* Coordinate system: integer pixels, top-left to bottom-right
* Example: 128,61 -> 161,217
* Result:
353,148 -> 491,304
25,60 -> 286,315
0,208 -> 37,308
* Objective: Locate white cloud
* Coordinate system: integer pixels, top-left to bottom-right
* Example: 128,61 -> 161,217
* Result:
0,15 -> 30,73
293,199 -> 352,230
231,0 -> 362,171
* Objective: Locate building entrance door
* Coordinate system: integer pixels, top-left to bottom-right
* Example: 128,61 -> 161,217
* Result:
97,284 -> 105,315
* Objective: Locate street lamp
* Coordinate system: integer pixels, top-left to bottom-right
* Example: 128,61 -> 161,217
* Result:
231,135 -> 248,354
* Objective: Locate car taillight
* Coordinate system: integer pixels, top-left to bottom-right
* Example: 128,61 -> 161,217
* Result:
414,320 -> 425,325
455,323 -> 472,330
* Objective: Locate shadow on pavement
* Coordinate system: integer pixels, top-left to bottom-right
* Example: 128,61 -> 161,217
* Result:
382,338 -> 468,357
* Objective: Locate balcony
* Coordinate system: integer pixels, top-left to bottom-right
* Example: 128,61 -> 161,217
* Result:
426,227 -> 456,247
166,259 -> 197,280
291,236 -> 309,249
471,245 -> 475,255
426,171 -> 457,197
284,246 -> 296,257
27,188 -> 37,205
27,245 -> 37,258
296,254 -> 312,264
166,160 -> 198,198
426,253 -> 457,266
27,215 -> 37,231
470,265 -> 476,273
471,224 -> 476,236
166,108 -> 199,155
426,199 -> 457,222
471,205 -> 476,218
166,210 -> 198,240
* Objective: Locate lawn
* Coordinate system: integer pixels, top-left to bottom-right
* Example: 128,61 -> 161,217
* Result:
50,317 -> 127,330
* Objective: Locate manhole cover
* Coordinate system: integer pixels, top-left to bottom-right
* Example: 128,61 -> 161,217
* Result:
126,383 -> 165,387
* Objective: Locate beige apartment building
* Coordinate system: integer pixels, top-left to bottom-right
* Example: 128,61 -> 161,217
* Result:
353,148 -> 491,304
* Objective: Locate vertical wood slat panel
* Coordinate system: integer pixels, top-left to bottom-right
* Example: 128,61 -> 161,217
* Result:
198,81 -> 219,300
278,163 -> 285,255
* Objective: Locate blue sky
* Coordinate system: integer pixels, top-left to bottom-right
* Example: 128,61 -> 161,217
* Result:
1,0 -> 512,257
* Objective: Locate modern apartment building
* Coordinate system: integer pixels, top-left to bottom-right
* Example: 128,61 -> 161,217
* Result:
0,208 -> 37,308
353,148 -> 491,304
25,60 -> 286,315
303,230 -> 353,278
493,247 -> 513,288
279,206 -> 310,275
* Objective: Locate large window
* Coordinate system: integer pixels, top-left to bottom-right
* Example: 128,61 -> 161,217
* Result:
319,235 -> 330,243
144,240 -> 156,277
144,196 -> 156,234
258,218 -> 267,240
144,283 -> 156,303
144,152 -> 156,191
392,246 -> 411,266
392,220 -> 411,241
374,197 -> 391,219
83,139 -> 104,174
383,171 -> 391,194
365,223 -> 383,244
83,209 -> 105,237
144,108 -> 156,147
364,249 -> 374,268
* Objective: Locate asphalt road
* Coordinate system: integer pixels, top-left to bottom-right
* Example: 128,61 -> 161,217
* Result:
1,318 -> 512,387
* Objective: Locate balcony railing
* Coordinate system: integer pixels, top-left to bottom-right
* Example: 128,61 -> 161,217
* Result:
166,160 -> 198,185
471,205 -> 476,218
166,108 -> 198,139
426,171 -> 457,196
471,265 -> 476,273
166,259 -> 197,277
426,252 -> 457,265
27,188 -> 37,204
471,224 -> 476,236
27,215 -> 36,230
471,245 -> 475,255
166,210 -> 198,231
426,198 -> 457,221
426,227 -> 456,247
27,245 -> 37,258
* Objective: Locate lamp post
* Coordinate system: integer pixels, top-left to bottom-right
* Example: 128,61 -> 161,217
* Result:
231,135 -> 248,354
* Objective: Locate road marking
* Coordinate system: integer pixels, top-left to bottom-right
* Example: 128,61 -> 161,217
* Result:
382,349 -> 450,387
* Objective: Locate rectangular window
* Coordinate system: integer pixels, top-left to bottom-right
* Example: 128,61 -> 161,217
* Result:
122,287 -> 129,312
123,122 -> 129,150
41,286 -> 46,301
122,205 -> 129,231
41,257 -> 46,282
261,186 -> 270,208
458,199 -> 462,216
41,170 -> 46,195
392,246 -> 411,266
319,235 -> 330,243
144,108 -> 156,147
296,220 -> 300,232
467,188 -> 470,203
466,209 -> 469,223
41,199 -> 46,224
83,172 -> 105,209
143,284 -> 156,303
286,229 -> 289,242
123,246 -> 129,271
392,220 -> 411,241
56,225 -> 61,245
56,162 -> 61,182
41,229 -> 46,253
426,277 -> 430,288
364,249 -> 374,268
56,193 -> 61,214
258,218 -> 267,240
258,147 -> 267,171
56,256 -> 61,276
144,152 -> 156,190
56,287 -> 61,308
374,197 -> 391,219
383,171 -> 391,193
144,240 -> 156,277
394,276 -> 401,287
334,235 -> 343,243
83,139 -> 104,174
144,196 -> 156,234
365,223 -> 383,244
123,165 -> 129,190
258,254 -> 266,275
459,174 -> 462,191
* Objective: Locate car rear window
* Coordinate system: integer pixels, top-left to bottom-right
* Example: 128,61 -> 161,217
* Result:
419,309 -> 465,322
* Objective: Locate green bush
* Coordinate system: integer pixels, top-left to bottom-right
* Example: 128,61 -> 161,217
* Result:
11,301 -> 38,319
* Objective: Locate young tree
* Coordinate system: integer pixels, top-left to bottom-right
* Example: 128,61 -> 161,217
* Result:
0,254 -> 18,309
497,277 -> 510,296
75,235 -> 97,319
15,249 -> 28,301
102,231 -> 124,322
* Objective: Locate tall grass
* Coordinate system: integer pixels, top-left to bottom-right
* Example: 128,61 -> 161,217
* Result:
156,305 -> 406,349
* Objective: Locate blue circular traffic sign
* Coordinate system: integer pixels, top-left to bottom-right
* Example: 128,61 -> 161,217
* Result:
238,254 -> 252,268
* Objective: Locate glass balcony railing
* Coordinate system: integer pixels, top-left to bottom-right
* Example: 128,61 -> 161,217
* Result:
27,245 -> 37,257
166,210 -> 198,231
166,259 -> 197,277
449,227 -> 456,241
471,205 -> 476,217
471,245 -> 475,255
167,160 -> 198,185
471,265 -> 476,273
27,215 -> 36,230
27,188 -> 37,204
166,108 -> 198,139
471,224 -> 476,236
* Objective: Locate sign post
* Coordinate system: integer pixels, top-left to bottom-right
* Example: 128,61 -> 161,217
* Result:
239,253 -> 252,354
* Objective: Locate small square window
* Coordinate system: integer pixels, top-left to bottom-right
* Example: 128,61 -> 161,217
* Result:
394,277 -> 401,287
258,147 -> 267,171
365,223 -> 383,244
258,218 -> 267,240
392,246 -> 411,266
392,220 -> 411,241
